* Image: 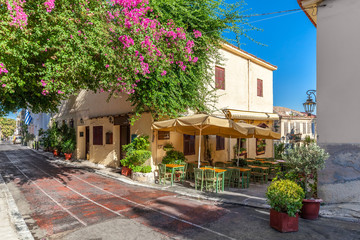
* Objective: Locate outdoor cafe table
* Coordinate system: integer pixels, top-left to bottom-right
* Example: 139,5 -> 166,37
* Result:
165,164 -> 185,186
200,167 -> 226,193
227,167 -> 251,188
247,165 -> 270,183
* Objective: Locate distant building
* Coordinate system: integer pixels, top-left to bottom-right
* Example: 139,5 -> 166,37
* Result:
273,106 -> 316,143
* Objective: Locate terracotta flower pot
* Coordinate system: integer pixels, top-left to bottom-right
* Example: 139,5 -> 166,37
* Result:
300,199 -> 323,220
64,153 -> 72,160
270,209 -> 299,233
53,150 -> 58,156
121,166 -> 132,177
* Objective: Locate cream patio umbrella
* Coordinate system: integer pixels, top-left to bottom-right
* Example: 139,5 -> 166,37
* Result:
152,114 -> 249,168
235,122 -> 281,140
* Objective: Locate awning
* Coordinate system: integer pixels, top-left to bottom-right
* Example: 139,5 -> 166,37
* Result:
224,109 -> 279,121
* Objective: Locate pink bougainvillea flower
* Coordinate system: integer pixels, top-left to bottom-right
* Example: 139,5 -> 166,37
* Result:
105,64 -> 110,68
161,70 -> 167,76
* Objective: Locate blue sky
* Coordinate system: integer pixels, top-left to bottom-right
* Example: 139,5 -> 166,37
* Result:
5,0 -> 315,119
225,0 -> 317,112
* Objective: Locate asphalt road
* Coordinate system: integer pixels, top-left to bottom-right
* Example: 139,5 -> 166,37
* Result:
0,143 -> 359,240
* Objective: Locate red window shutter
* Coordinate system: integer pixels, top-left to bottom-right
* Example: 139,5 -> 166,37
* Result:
93,126 -> 103,145
215,67 -> 225,90
257,79 -> 263,97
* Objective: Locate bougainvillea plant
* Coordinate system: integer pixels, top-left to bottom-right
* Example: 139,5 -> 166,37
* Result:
0,0 -> 252,119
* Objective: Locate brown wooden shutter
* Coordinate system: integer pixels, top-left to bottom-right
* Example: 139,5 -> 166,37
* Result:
215,66 -> 225,90
216,136 -> 225,151
257,79 -> 263,97
184,134 -> 195,155
93,126 -> 103,145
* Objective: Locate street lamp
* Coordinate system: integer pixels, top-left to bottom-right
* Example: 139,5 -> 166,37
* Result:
303,90 -> 317,115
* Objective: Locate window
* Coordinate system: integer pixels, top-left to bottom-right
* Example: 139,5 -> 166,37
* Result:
307,122 -> 311,134
257,79 -> 263,97
93,126 -> 103,145
158,131 -> 170,140
215,66 -> 225,90
256,139 -> 266,155
283,122 -> 288,135
106,132 -> 113,144
183,134 -> 195,155
303,122 -> 306,134
296,122 -> 300,133
216,136 -> 225,151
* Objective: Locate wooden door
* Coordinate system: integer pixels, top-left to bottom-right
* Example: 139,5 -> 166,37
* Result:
120,124 -> 130,160
85,126 -> 90,157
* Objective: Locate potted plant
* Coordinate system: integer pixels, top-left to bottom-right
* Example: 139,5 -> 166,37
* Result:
121,136 -> 152,177
162,150 -> 186,164
62,139 -> 75,160
266,179 -> 305,232
282,143 -> 329,220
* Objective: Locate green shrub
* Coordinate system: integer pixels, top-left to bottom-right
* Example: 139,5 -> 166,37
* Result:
162,150 -> 186,164
132,165 -> 152,173
282,143 -> 329,198
62,139 -> 76,153
121,136 -> 152,171
266,180 -> 305,217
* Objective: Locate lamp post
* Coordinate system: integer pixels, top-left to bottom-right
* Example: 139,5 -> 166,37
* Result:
303,90 -> 317,141
303,90 -> 317,115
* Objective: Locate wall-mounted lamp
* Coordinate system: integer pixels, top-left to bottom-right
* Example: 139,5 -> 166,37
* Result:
109,116 -> 114,124
80,118 -> 84,124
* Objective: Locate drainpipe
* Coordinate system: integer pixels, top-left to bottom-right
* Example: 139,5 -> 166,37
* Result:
248,59 -> 251,111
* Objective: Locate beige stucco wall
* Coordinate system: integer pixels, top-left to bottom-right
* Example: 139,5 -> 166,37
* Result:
317,0 -> 360,144
214,49 -> 274,114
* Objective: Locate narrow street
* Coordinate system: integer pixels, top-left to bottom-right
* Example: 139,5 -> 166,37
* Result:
0,144 -> 359,240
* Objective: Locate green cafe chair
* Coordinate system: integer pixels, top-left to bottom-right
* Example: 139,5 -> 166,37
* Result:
194,168 -> 204,191
158,163 -> 172,185
204,169 -> 217,192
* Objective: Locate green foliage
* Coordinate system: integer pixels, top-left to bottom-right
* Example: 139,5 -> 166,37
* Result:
303,135 -> 316,146
282,143 -> 329,198
62,139 -> 76,154
121,136 -> 152,170
266,180 -> 305,217
0,0 -> 256,122
163,143 -> 174,151
274,142 -> 285,159
162,149 -> 186,164
0,117 -> 16,138
132,165 -> 152,173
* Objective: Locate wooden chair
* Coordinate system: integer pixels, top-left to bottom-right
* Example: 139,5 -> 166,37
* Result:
203,169 -> 217,191
175,163 -> 188,183
194,168 -> 204,191
158,163 -> 172,185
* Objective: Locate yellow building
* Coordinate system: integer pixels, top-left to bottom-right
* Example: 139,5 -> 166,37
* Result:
53,43 -> 278,169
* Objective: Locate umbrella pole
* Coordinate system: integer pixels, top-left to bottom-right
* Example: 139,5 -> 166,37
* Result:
198,128 -> 202,169
237,138 -> 240,167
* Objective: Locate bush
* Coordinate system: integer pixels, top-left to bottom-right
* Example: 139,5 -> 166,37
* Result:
162,150 -> 186,164
266,180 -> 305,217
282,143 -> 329,198
132,165 -> 152,173
121,136 -> 152,171
62,139 -> 76,154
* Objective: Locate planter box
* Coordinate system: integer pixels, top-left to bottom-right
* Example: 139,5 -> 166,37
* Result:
301,199 -> 323,220
121,167 -> 132,177
131,172 -> 154,184
270,209 -> 299,233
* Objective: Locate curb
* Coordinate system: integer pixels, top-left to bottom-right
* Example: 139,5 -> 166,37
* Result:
0,174 -> 34,240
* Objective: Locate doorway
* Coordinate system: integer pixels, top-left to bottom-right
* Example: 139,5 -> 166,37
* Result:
85,126 -> 89,159
120,124 -> 130,160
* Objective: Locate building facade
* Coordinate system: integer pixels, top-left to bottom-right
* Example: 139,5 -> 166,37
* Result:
299,0 -> 360,211
273,106 -> 316,143
53,43 -> 278,169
